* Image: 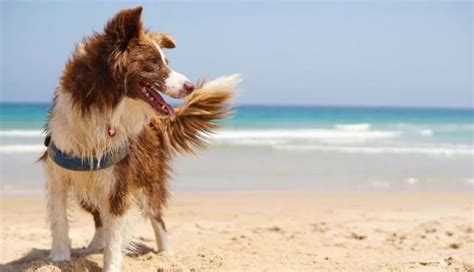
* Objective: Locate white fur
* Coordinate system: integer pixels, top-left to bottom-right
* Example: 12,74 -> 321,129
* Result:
154,42 -> 191,98
103,214 -> 126,272
164,71 -> 191,98
151,219 -> 171,253
46,161 -> 71,261
86,227 -> 105,252
154,42 -> 167,64
45,75 -> 240,269
45,90 -> 153,270
203,74 -> 241,91
76,42 -> 86,56
48,92 -> 151,160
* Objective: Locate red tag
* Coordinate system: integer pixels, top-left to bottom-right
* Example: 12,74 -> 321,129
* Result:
108,127 -> 116,137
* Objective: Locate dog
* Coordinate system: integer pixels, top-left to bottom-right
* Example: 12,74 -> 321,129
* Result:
41,6 -> 238,271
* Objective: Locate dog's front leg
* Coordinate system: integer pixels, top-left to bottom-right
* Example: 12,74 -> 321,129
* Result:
46,168 -> 71,261
102,175 -> 130,272
103,212 -> 126,272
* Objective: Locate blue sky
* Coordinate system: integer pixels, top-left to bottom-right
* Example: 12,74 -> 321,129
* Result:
1,1 -> 472,107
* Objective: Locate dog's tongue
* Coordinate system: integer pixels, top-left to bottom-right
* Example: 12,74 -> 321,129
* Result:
147,88 -> 176,117
163,102 -> 175,117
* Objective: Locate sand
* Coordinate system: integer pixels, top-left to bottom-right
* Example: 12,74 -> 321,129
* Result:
1,192 -> 473,271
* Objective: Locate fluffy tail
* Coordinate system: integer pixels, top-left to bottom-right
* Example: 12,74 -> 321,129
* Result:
151,74 -> 240,155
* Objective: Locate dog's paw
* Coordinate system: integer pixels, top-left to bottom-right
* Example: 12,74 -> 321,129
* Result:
156,244 -> 174,256
86,237 -> 105,251
82,228 -> 105,253
156,233 -> 172,254
79,245 -> 103,255
157,249 -> 175,256
49,249 -> 71,262
80,242 -> 104,255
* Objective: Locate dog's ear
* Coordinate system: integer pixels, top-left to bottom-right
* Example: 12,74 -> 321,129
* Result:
105,6 -> 143,47
151,32 -> 176,49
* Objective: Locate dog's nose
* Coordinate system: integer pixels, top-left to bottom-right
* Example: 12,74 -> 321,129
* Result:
183,81 -> 195,94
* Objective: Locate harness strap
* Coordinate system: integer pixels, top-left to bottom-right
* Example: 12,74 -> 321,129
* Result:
47,140 -> 129,171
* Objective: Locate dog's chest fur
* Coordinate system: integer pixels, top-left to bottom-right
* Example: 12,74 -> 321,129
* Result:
45,89 -> 168,212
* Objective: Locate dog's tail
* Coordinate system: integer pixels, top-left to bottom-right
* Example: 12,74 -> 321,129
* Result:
151,74 -> 240,155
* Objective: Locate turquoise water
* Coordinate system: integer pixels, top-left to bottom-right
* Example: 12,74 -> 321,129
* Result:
2,103 -> 473,131
1,103 -> 473,193
226,105 -> 474,145
1,103 -> 473,146
0,103 -> 49,130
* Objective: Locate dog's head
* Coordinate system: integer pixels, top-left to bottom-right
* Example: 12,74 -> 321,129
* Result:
62,6 -> 193,116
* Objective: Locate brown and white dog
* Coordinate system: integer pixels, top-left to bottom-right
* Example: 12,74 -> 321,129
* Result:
41,6 -> 238,271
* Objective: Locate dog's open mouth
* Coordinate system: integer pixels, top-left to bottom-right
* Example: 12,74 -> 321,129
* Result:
138,84 -> 176,117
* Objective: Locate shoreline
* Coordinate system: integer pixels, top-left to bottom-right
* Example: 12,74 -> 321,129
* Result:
1,192 -> 473,271
2,186 -> 474,197
2,145 -> 473,194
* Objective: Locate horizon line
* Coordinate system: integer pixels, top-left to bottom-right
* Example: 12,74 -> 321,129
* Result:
0,101 -> 472,111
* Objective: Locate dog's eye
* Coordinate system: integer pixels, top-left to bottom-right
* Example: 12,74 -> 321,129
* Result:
165,58 -> 169,65
143,64 -> 154,72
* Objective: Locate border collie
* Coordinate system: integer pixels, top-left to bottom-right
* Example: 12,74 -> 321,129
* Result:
41,6 -> 238,271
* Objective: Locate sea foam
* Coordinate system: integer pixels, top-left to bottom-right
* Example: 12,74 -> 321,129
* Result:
0,144 -> 46,153
0,130 -> 44,137
211,128 -> 398,144
334,123 -> 370,131
419,129 -> 433,136
274,144 -> 474,156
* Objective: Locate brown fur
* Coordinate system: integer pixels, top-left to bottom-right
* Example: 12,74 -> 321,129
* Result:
60,7 -> 172,114
150,32 -> 176,49
77,83 -> 234,223
42,7 -> 237,268
42,6 -> 234,213
80,201 -> 103,228
42,6 -> 234,217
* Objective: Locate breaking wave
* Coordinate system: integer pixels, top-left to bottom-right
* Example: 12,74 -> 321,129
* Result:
1,126 -> 472,157
211,128 -> 398,144
0,130 -> 44,137
334,123 -> 370,131
274,144 -> 474,156
0,144 -> 46,153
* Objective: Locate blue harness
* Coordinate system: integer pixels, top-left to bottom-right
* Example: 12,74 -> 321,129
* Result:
47,138 -> 130,171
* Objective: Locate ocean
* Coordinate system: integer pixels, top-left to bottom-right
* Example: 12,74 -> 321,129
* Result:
1,103 -> 473,194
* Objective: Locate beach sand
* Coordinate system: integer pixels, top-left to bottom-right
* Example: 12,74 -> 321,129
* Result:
1,192 -> 473,271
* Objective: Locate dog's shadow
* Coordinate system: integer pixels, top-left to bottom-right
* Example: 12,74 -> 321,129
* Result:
0,243 -> 155,272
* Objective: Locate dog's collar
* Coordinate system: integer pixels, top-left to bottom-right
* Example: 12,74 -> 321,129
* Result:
47,139 -> 129,171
